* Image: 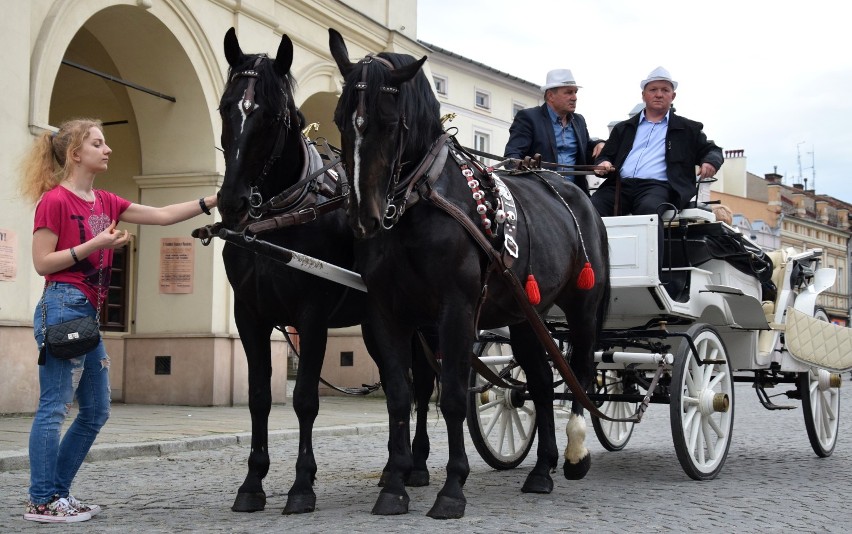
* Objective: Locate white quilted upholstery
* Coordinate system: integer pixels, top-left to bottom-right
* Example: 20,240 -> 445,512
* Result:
785,307 -> 852,372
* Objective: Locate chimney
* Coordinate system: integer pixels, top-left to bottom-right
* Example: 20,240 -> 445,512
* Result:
724,149 -> 744,158
764,172 -> 782,183
792,183 -> 804,190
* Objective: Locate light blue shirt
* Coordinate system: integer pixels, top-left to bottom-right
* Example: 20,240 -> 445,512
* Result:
546,105 -> 578,167
620,110 -> 669,180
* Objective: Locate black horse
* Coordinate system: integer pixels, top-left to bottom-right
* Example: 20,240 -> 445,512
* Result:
330,29 -> 611,519
214,28 -> 435,515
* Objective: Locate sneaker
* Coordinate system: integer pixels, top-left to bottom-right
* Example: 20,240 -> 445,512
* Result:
66,494 -> 102,516
23,496 -> 91,523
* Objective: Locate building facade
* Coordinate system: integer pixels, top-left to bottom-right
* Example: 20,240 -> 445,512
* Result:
0,0 -> 430,413
0,0 -> 549,413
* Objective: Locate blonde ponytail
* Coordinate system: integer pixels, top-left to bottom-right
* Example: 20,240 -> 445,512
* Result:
19,118 -> 103,203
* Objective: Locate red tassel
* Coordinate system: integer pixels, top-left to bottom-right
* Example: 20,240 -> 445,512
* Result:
525,274 -> 541,305
577,262 -> 595,290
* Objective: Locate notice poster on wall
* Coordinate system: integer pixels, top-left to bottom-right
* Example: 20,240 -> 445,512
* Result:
0,228 -> 17,281
159,238 -> 194,294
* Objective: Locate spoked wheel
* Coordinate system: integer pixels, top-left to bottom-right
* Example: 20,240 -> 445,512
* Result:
467,337 -> 537,470
590,370 -> 638,451
797,308 -> 841,457
670,323 -> 734,480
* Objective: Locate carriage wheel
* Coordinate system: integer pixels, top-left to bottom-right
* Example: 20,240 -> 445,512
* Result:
467,338 -> 537,470
670,324 -> 734,480
797,308 -> 841,457
590,370 -> 637,451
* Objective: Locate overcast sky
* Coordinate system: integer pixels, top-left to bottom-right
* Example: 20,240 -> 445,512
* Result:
417,0 -> 852,201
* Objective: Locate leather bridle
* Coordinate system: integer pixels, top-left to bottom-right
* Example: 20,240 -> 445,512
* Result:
351,55 -> 409,229
229,55 -> 293,219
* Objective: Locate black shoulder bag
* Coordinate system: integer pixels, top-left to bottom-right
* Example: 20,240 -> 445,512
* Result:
38,249 -> 104,365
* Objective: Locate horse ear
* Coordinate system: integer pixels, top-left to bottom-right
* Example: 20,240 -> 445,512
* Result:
389,56 -> 427,86
274,34 -> 293,76
328,28 -> 353,76
224,27 -> 243,68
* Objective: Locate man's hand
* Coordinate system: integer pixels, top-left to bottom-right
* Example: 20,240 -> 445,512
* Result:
697,162 -> 716,179
591,141 -> 605,159
595,160 -> 614,176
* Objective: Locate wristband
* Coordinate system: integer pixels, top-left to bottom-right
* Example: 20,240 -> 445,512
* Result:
199,197 -> 211,215
70,247 -> 79,263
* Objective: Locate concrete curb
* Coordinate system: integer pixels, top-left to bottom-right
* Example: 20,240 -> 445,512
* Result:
0,422 -> 388,472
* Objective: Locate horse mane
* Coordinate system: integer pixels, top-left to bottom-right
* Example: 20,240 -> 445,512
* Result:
220,53 -> 301,130
334,52 -> 442,157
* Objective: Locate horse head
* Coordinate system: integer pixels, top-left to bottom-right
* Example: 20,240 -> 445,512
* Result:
329,28 -> 440,238
217,27 -> 301,229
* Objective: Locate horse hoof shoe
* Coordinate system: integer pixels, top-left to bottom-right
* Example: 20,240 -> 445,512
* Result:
521,473 -> 553,494
563,453 -> 592,480
283,494 -> 316,515
406,470 -> 430,487
426,495 -> 466,519
371,491 -> 410,515
232,492 -> 266,513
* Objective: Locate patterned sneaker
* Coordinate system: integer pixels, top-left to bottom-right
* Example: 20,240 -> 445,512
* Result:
23,496 -> 91,523
66,494 -> 102,516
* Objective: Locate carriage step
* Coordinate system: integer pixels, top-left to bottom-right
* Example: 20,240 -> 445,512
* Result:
754,385 -> 798,410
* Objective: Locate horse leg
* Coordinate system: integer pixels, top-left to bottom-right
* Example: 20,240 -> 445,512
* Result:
363,320 -> 415,515
409,327 -> 438,487
426,312 -> 473,519
509,322 -> 558,494
232,304 -> 273,512
561,307 -> 598,480
282,318 -> 327,514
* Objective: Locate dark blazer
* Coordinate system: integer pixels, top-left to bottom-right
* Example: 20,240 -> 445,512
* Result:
595,111 -> 724,209
504,103 -> 599,194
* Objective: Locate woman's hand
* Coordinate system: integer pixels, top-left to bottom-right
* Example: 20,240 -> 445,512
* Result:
93,220 -> 131,249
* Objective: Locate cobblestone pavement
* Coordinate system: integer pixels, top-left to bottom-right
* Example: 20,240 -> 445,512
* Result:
2,381 -> 851,532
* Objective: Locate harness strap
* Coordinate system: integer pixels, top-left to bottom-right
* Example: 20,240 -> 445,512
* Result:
244,195 -> 347,235
422,186 -> 638,423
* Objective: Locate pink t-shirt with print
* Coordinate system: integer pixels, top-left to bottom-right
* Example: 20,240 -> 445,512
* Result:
33,186 -> 131,309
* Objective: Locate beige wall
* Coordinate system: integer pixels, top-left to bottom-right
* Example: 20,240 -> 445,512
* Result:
1,0 -> 418,412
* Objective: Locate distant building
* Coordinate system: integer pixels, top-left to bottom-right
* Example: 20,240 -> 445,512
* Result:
713,151 -> 851,324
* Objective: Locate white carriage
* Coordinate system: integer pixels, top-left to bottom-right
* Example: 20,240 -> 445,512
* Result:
468,209 -> 852,479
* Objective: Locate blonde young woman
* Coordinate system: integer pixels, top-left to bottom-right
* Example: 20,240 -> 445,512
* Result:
20,118 -> 217,523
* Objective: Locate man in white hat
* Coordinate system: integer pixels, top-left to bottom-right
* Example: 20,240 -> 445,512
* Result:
504,68 -> 604,194
592,66 -> 723,216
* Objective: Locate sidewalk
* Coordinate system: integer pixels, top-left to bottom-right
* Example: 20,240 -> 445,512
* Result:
0,395 -> 391,472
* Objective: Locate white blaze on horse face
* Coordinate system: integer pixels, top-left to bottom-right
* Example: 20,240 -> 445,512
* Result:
350,111 -> 365,230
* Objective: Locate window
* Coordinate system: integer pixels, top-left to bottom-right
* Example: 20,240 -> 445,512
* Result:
512,102 -> 525,117
473,130 -> 490,163
101,243 -> 129,332
475,89 -> 491,110
433,75 -> 448,96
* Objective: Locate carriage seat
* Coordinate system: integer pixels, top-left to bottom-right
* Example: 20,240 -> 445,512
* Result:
761,247 -> 796,321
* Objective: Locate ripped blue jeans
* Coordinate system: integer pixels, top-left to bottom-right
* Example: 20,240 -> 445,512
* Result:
29,282 -> 110,505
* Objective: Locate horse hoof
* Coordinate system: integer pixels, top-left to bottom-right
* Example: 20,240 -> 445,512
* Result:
563,453 -> 592,480
406,469 -> 430,487
232,491 -> 266,512
521,472 -> 554,494
426,495 -> 466,519
371,491 -> 410,515
282,493 -> 316,515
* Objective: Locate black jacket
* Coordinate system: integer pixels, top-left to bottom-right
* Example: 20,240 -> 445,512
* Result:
504,104 -> 599,193
595,111 -> 724,209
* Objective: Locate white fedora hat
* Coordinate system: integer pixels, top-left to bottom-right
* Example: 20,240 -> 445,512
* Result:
640,66 -> 678,90
541,69 -> 581,91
